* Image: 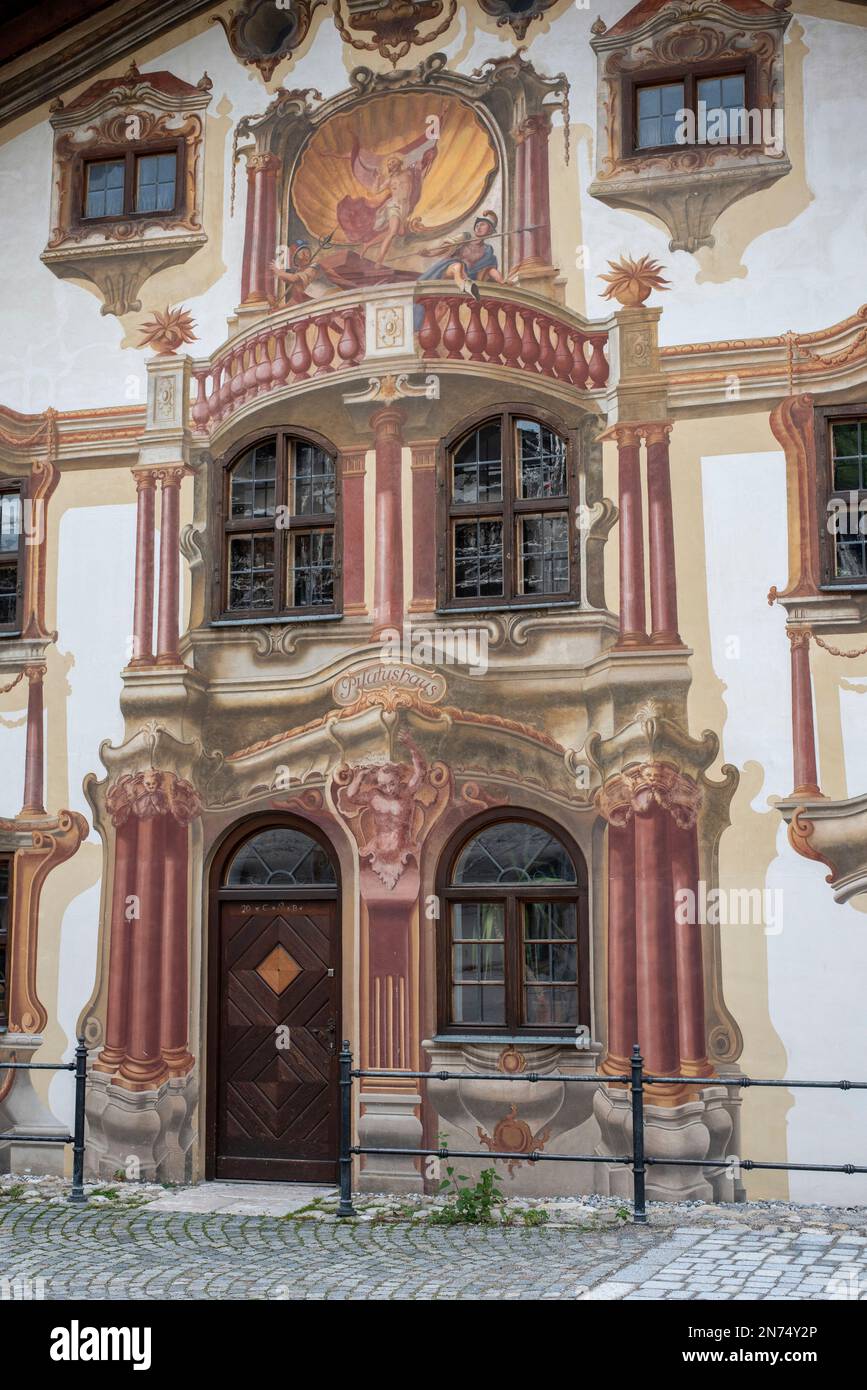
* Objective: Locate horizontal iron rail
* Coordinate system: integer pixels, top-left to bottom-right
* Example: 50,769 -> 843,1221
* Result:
0,1038 -> 87,1204
337,1042 -> 867,1223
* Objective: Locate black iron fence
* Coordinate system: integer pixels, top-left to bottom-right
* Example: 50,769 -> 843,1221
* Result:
0,1036 -> 87,1202
337,1042 -> 867,1223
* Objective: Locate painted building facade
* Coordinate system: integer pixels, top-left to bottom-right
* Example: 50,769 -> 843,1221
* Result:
1,0 -> 866,1202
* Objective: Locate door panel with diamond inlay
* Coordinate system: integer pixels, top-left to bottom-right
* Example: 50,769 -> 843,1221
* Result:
216,898 -> 339,1181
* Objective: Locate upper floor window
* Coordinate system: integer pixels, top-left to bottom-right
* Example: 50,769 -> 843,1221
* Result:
219,431 -> 340,618
79,144 -> 181,224
0,855 -> 10,1029
440,412 -> 577,609
437,815 -> 588,1036
819,408 -> 867,584
630,67 -> 750,154
0,483 -> 23,634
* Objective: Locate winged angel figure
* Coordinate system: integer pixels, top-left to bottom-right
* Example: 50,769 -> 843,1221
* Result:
336,732 -> 436,889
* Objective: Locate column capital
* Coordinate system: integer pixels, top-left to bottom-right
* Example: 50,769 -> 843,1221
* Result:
369,405 -> 405,439
596,762 -> 703,831
786,624 -> 813,650
246,151 -> 281,175
23,663 -> 46,684
153,465 -> 191,487
131,469 -> 158,492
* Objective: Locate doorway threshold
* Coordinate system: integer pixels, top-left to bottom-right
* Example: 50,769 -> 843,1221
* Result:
145,1181 -> 336,1217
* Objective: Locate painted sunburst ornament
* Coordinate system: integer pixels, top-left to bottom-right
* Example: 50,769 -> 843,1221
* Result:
599,255 -> 671,308
137,306 -> 198,355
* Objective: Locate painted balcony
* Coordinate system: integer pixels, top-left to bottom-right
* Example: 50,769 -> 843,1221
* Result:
190,282 -> 610,436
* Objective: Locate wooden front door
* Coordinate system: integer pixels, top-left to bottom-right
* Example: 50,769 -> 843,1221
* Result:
214,895 -> 340,1182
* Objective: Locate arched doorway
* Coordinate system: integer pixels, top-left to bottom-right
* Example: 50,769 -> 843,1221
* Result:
207,817 -> 341,1182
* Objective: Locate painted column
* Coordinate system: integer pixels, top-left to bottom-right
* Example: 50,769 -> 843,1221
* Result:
93,820 -> 136,1074
633,802 -> 681,1082
614,425 -> 647,645
155,467 -> 186,667
517,112 -> 553,269
409,442 -> 437,614
240,152 -> 281,306
340,450 -> 367,615
130,470 -> 156,667
669,817 -> 710,1075
601,818 -> 638,1075
645,423 -> 681,646
117,810 -> 168,1090
20,664 -> 46,817
371,407 -> 404,636
788,626 -> 822,796
160,817 -> 194,1076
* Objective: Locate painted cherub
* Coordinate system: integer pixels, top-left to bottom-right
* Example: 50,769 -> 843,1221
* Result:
338,731 -> 426,889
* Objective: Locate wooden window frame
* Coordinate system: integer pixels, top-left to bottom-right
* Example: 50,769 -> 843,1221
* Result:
0,478 -> 25,637
435,808 -> 590,1039
623,58 -> 759,159
437,404 -> 580,612
815,402 -> 867,589
215,427 -> 342,621
73,137 -> 186,229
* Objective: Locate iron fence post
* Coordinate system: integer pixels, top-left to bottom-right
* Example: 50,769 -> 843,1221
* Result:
68,1036 -> 87,1204
630,1044 -> 647,1225
337,1041 -> 356,1217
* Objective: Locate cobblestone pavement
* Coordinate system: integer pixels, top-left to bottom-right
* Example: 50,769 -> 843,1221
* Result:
1,1200 -> 866,1300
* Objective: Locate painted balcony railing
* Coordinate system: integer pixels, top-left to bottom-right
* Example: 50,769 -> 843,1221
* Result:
190,284 -> 610,434
191,295 -> 367,432
414,283 -> 609,390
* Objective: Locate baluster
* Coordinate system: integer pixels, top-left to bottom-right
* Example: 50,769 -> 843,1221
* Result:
255,331 -> 274,394
337,311 -> 360,365
230,350 -> 246,409
208,362 -> 223,422
312,313 -> 336,374
353,307 -> 366,362
219,355 -> 234,417
553,322 -> 573,381
588,334 -> 609,388
501,303 -> 522,367
442,297 -> 466,358
271,326 -> 290,386
519,308 -> 540,370
570,332 -> 590,389
484,302 -> 504,363
417,298 -> 441,354
191,369 -> 209,431
288,319 -> 312,380
465,297 -> 486,361
537,314 -> 556,375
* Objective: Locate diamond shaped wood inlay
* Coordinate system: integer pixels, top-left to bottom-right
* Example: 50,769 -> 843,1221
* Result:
255,943 -> 302,994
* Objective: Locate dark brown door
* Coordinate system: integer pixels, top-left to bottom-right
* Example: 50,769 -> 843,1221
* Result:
215,898 -> 340,1181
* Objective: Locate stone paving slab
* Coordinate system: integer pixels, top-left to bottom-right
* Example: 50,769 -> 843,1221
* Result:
1,1200 -> 865,1300
144,1182 -> 335,1216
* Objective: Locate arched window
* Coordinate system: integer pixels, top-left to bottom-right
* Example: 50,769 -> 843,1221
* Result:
220,430 -> 340,617
440,411 -> 577,609
438,814 -> 588,1035
223,826 -> 337,887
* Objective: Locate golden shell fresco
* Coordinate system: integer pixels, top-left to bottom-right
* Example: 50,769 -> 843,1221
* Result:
292,92 -> 498,241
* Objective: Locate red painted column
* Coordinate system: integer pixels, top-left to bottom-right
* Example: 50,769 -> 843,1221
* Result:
117,811 -> 168,1090
601,818 -> 638,1075
21,663 -> 46,817
645,423 -> 681,646
130,470 -> 156,668
634,802 -> 681,1081
614,425 -> 647,645
669,817 -> 710,1075
788,627 -> 822,796
410,443 -> 437,613
371,407 -> 405,636
521,112 -> 553,267
240,152 -> 281,306
340,450 -> 367,615
160,815 -> 194,1077
94,819 -> 136,1074
155,467 -> 186,667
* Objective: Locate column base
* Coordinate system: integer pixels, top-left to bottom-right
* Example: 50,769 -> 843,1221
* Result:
0,1035 -> 67,1176
85,1067 -> 198,1182
612,631 -> 649,649
649,630 -> 684,647
356,1091 -> 423,1194
594,1083 -> 734,1203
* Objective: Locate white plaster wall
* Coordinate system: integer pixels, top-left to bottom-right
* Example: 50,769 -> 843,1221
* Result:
703,450 -> 867,1202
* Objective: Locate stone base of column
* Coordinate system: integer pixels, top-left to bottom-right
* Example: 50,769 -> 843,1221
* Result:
0,1036 -> 67,1176
594,1084 -> 734,1203
356,1091 -> 423,1194
85,1067 -> 198,1183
